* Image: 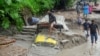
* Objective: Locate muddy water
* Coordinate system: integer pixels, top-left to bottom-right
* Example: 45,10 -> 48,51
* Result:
56,35 -> 100,56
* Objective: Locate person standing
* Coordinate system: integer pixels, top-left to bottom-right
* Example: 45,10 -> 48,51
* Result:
83,19 -> 90,39
89,20 -> 99,46
83,3 -> 89,18
76,2 -> 81,16
77,16 -> 83,29
89,4 -> 93,14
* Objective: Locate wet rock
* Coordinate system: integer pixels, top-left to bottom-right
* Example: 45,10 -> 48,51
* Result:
58,31 -> 86,49
60,39 -> 70,48
61,39 -> 69,43
72,37 -> 80,44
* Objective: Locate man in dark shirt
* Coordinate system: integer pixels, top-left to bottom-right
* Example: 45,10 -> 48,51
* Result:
48,11 -> 56,33
89,20 -> 99,46
83,19 -> 90,38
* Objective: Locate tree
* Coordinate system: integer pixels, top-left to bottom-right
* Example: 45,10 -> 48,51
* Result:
0,0 -> 75,31
0,0 -> 24,30
0,0 -> 56,31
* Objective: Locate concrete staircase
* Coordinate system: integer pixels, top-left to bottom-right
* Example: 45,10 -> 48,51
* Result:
13,26 -> 37,41
20,26 -> 37,36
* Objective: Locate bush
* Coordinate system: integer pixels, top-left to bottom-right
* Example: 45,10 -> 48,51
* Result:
0,0 -> 24,30
66,0 -> 75,8
21,0 -> 55,15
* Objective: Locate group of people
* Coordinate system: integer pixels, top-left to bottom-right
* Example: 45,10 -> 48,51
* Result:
83,19 -> 99,46
76,1 -> 93,18
76,1 -> 99,46
28,10 -> 99,46
77,17 -> 99,46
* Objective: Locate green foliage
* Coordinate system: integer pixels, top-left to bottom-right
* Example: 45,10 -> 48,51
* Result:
2,17 -> 10,29
66,0 -> 75,8
0,0 -> 24,30
0,0 -> 75,31
0,0 -> 56,30
21,0 -> 55,15
54,0 -> 60,5
0,10 -> 5,18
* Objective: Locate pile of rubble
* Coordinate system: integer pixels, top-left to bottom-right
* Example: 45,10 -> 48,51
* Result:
58,31 -> 87,49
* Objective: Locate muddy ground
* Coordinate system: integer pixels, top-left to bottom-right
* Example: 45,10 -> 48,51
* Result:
0,10 -> 100,56
0,20 -> 87,56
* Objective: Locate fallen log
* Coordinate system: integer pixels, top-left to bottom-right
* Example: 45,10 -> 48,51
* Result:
0,39 -> 16,45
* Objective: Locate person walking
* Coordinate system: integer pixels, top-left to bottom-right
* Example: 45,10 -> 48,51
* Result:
48,11 -> 56,33
83,19 -> 90,39
89,20 -> 99,46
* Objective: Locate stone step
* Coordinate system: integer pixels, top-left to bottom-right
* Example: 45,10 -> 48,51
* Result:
23,26 -> 37,29
22,28 -> 36,32
13,34 -> 35,41
20,32 -> 35,35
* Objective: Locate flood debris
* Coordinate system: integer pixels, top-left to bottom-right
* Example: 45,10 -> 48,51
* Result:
0,36 -> 16,45
34,34 -> 57,47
